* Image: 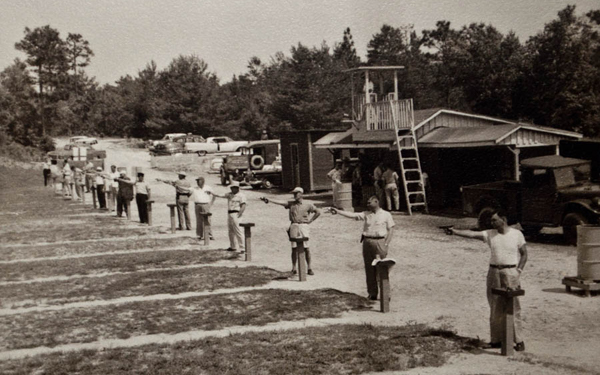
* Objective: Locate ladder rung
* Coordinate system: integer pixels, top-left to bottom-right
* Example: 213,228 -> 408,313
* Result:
408,192 -> 425,195
402,157 -> 418,161
399,146 -> 416,150
403,168 -> 421,172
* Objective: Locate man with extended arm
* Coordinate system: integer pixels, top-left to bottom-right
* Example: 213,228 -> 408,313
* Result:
212,181 -> 246,252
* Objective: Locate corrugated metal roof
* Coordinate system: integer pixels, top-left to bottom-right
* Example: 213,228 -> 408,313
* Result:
520,155 -> 589,169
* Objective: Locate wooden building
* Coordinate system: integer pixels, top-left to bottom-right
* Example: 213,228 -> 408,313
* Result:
279,130 -> 347,192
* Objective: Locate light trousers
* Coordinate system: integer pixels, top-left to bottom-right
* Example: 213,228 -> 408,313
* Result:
227,213 -> 244,250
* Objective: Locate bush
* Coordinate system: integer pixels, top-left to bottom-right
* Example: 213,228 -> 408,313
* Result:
37,135 -> 56,153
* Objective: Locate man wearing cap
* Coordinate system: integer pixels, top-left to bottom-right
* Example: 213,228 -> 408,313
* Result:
94,167 -> 106,209
213,181 -> 246,251
159,172 -> 192,230
329,195 -> 395,300
135,172 -> 151,223
190,176 -> 215,240
115,171 -> 134,218
261,187 -> 321,275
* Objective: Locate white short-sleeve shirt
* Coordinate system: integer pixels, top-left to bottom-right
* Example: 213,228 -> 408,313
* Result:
482,228 -> 526,265
355,208 -> 395,237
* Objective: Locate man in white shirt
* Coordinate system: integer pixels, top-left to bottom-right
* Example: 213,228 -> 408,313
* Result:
450,210 -> 528,352
213,181 -> 246,252
135,172 -> 151,223
190,176 -> 215,240
327,161 -> 343,208
108,165 -> 120,212
330,195 -> 395,300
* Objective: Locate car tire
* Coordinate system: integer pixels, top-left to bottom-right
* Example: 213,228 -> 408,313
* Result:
562,212 -> 588,245
477,207 -> 496,230
262,179 -> 272,189
197,151 -> 207,157
250,155 -> 264,170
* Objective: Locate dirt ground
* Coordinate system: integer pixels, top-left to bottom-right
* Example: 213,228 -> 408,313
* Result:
3,137 -> 599,374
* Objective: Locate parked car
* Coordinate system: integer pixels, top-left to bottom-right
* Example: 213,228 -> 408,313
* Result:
69,136 -> 98,145
152,133 -> 187,147
220,140 -> 282,188
462,155 -> 600,244
151,134 -> 204,155
185,136 -> 247,156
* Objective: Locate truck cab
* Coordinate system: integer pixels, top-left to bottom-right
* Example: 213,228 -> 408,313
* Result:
462,155 -> 600,243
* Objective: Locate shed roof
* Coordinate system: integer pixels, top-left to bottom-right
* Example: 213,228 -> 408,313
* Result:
419,125 -> 519,147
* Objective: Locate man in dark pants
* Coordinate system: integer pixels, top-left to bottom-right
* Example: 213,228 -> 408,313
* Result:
135,172 -> 151,223
115,171 -> 134,218
159,172 -> 192,230
330,196 -> 395,300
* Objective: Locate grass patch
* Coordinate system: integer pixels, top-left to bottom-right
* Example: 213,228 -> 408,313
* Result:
0,237 -> 196,261
0,249 -> 238,282
0,289 -> 371,351
0,324 -> 480,374
0,266 -> 284,309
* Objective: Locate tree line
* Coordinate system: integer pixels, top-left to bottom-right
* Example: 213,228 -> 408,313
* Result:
1,5 -> 598,153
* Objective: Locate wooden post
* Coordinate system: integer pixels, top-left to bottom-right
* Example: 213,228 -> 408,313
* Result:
199,212 -> 213,246
240,223 -> 255,261
492,288 -> 525,356
376,259 -> 396,313
146,200 -> 154,226
91,186 -> 97,208
80,183 -> 86,204
70,183 -> 76,201
167,203 -> 177,234
125,200 -> 131,220
290,237 -> 309,282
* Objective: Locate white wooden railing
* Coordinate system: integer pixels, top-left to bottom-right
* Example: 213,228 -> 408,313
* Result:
365,99 -> 414,130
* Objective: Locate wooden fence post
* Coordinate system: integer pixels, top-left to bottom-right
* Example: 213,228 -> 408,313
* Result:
167,203 -> 177,234
491,288 -> 525,356
240,223 -> 255,261
376,259 -> 396,313
199,212 -> 213,246
289,237 -> 309,281
146,200 -> 154,225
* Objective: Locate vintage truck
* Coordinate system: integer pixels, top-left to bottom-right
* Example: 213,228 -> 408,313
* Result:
462,155 -> 600,244
47,144 -> 107,169
220,140 -> 282,189
184,136 -> 247,156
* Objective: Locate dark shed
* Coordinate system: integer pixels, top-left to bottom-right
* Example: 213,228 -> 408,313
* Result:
280,130 -> 345,192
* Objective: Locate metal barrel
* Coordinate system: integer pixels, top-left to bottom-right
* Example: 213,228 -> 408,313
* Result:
577,225 -> 600,280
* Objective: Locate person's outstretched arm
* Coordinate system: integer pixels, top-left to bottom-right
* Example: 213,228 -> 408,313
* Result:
450,228 -> 486,241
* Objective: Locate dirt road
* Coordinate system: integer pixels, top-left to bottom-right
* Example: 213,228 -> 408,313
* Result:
36,139 -> 600,373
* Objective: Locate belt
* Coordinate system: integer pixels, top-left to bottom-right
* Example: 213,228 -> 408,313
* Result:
228,210 -> 239,213
490,264 -> 517,269
195,202 -> 210,205
363,236 -> 385,240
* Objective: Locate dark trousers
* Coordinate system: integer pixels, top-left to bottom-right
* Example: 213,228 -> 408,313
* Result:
117,196 -> 131,217
362,238 -> 388,298
43,169 -> 50,186
96,185 -> 106,208
136,193 -> 149,223
177,200 -> 191,229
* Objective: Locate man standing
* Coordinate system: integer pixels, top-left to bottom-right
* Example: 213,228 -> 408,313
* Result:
135,172 -> 151,223
84,160 -> 95,193
115,171 -> 134,218
330,196 -> 395,300
159,172 -> 192,230
373,162 -> 384,205
190,176 -> 215,240
50,160 -> 61,194
107,165 -> 120,212
327,161 -> 343,208
62,160 -> 72,197
261,187 -> 321,275
382,164 -> 400,211
43,159 -> 51,187
449,210 -> 527,352
94,167 -> 106,209
213,181 -> 246,252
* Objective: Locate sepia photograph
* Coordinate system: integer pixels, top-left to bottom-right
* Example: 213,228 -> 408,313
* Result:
0,0 -> 599,373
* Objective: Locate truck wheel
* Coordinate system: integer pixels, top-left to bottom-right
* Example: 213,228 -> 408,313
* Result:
262,179 -> 272,189
563,213 -> 588,245
250,155 -> 264,170
197,150 -> 207,157
477,207 -> 495,230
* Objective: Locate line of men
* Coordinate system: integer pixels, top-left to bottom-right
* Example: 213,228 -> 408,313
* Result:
265,187 -> 527,353
159,172 -> 247,252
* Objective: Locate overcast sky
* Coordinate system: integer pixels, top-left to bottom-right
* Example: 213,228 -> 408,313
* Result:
1,0 -> 598,85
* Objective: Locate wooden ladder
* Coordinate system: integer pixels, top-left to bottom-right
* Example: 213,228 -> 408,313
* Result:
390,100 -> 428,215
